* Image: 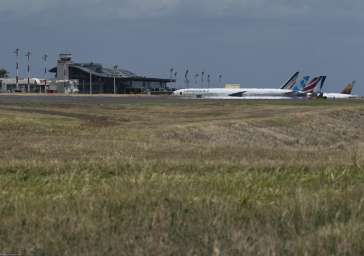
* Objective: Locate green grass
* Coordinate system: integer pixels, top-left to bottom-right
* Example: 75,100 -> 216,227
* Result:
0,98 -> 363,255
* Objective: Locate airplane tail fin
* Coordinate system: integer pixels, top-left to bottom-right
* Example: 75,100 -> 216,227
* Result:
281,71 -> 299,89
292,76 -> 310,92
341,81 -> 355,94
302,76 -> 322,93
319,76 -> 327,92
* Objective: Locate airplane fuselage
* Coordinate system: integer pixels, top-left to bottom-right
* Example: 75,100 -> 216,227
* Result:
323,93 -> 358,99
173,88 -> 295,98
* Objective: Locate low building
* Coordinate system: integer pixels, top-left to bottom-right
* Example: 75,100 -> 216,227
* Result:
49,54 -> 175,94
0,78 -> 43,92
47,80 -> 79,94
0,78 -> 79,94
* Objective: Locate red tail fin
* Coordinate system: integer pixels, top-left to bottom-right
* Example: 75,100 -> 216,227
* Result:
303,76 -> 322,93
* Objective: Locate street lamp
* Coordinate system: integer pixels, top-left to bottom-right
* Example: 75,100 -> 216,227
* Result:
113,65 -> 118,94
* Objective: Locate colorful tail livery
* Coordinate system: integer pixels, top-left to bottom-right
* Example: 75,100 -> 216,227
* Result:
319,76 -> 327,92
341,81 -> 356,94
303,76 -> 322,93
281,72 -> 300,89
292,76 -> 310,92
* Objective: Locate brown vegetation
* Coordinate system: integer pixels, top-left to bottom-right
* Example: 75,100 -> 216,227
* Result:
0,98 -> 363,255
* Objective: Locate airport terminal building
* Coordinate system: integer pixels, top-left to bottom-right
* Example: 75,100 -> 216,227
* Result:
49,54 -> 175,94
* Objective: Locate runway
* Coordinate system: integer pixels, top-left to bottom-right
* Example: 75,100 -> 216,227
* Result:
0,94 -> 362,106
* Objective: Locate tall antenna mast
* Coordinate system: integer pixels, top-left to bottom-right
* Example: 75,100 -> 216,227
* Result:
14,49 -> 20,91
25,50 -> 31,93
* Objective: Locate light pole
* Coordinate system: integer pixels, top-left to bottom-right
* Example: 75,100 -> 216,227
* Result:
184,69 -> 189,88
43,54 -> 48,93
174,72 -> 178,89
113,65 -> 118,94
89,70 -> 92,95
201,71 -> 205,87
14,49 -> 20,92
194,74 -> 199,86
25,51 -> 31,93
169,67 -> 174,80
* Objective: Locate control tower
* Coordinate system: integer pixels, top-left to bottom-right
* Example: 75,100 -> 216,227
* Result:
56,53 -> 73,80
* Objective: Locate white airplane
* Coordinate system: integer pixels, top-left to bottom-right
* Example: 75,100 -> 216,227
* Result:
323,81 -> 359,99
173,73 -> 323,99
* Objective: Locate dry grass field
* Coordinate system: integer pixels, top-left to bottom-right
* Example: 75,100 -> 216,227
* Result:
0,96 -> 363,255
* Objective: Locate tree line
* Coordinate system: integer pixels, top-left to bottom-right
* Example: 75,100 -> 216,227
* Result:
0,68 -> 9,78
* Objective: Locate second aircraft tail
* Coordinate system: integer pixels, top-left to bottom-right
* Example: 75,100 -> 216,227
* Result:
302,76 -> 322,93
281,72 -> 300,89
341,81 -> 356,94
292,76 -> 310,92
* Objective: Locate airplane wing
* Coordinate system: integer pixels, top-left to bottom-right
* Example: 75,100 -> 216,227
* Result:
228,91 -> 247,97
283,91 -> 305,97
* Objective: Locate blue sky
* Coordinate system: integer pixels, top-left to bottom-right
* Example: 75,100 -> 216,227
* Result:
1,0 -> 364,94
